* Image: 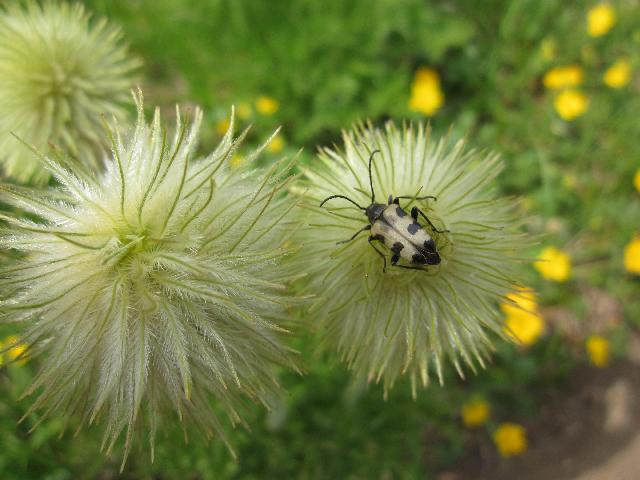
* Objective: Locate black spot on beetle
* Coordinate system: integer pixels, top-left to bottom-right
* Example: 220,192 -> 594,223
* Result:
423,238 -> 436,252
395,207 -> 406,218
411,253 -> 427,264
427,252 -> 441,265
392,242 -> 404,253
407,222 -> 421,235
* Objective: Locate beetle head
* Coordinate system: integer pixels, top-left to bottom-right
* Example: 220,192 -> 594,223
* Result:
365,203 -> 386,223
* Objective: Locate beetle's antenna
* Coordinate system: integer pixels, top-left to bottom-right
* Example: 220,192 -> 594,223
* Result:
320,195 -> 366,210
368,149 -> 380,204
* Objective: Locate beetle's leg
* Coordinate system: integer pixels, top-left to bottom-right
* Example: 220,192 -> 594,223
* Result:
411,207 -> 450,233
391,253 -> 400,266
368,235 -> 387,273
392,197 -> 400,205
388,194 -> 394,205
336,224 -> 371,244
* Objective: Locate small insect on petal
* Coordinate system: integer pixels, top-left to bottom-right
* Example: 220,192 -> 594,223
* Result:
297,122 -> 529,394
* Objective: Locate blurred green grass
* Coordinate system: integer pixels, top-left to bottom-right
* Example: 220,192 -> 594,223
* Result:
1,0 -> 639,478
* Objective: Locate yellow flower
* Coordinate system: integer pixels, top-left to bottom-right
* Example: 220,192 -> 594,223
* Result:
540,38 -> 556,62
543,65 -> 584,90
603,59 -> 631,88
554,90 -> 588,121
500,289 -> 537,318
534,246 -> 571,282
256,96 -> 279,115
414,67 -> 439,84
586,335 -> 610,367
587,3 -> 616,37
461,398 -> 490,428
3,335 -> 28,365
504,311 -> 545,346
501,288 -> 544,346
624,237 -> 640,274
230,153 -> 245,169
267,134 -> 285,154
493,423 -> 527,457
237,102 -> 252,119
634,169 -> 640,193
215,118 -> 230,136
409,67 -> 444,116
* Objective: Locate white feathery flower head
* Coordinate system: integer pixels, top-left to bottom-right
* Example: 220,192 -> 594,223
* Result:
0,0 -> 139,184
298,122 -> 527,395
0,92 -> 300,465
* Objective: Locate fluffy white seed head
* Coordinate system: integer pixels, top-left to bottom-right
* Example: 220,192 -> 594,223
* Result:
298,123 -> 527,395
0,0 -> 139,184
0,92 -> 300,465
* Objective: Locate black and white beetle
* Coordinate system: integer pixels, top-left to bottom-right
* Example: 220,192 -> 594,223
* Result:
320,150 -> 449,272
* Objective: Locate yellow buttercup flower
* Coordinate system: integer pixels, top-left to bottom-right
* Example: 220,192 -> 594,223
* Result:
501,288 -> 544,346
504,311 -> 545,346
256,96 -> 279,115
3,335 -> 28,365
500,289 -> 537,318
409,67 -> 444,116
414,67 -> 439,84
230,153 -> 245,169
267,134 -> 285,154
236,102 -> 252,119
535,246 -> 571,282
624,237 -> 640,274
215,118 -> 230,136
554,90 -> 588,121
493,423 -> 527,457
586,335 -> 610,367
461,398 -> 490,428
587,3 -> 616,37
543,65 -> 584,90
634,169 -> 640,193
603,59 -> 631,88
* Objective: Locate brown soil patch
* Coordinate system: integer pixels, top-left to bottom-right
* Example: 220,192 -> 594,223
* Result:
439,362 -> 640,480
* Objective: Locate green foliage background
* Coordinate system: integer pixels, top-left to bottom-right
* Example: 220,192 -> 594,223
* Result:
1,0 -> 639,478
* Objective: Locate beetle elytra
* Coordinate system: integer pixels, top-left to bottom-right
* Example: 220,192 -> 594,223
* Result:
320,150 -> 448,272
